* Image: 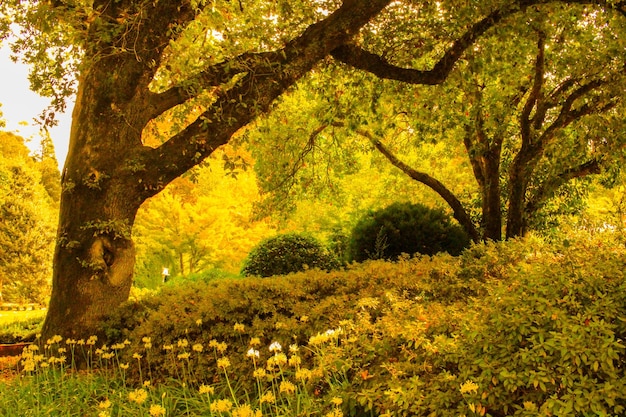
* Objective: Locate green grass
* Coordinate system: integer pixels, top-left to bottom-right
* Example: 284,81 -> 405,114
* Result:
0,309 -> 46,327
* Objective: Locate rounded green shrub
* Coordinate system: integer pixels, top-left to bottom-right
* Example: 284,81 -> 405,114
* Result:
348,202 -> 470,262
241,233 -> 340,277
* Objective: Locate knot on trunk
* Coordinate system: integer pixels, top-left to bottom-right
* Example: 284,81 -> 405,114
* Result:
88,237 -> 135,287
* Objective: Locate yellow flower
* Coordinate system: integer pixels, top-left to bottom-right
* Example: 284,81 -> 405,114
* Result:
119,363 -> 129,370
98,399 -> 111,409
253,368 -> 267,379
133,353 -> 143,360
232,404 -> 255,417
288,355 -> 301,367
149,404 -> 166,417
324,409 -> 343,417
217,357 -> 231,369
199,384 -> 215,395
192,343 -> 203,353
177,352 -> 191,360
98,412 -> 109,417
210,399 -> 233,413
196,318 -> 203,326
128,388 -> 148,404
217,342 -> 228,354
163,344 -> 173,351
459,380 -> 479,395
142,337 -> 152,349
177,338 -> 189,348
143,380 -> 151,387
249,337 -> 261,347
279,380 -> 296,395
268,353 -> 287,367
309,334 -> 327,345
289,344 -> 299,353
260,392 -> 276,404
295,368 -> 312,381
208,339 -> 219,348
21,359 -> 35,373
331,397 -> 343,407
300,315 -> 309,323
58,347 -> 67,354
234,323 -> 245,332
87,335 -> 98,346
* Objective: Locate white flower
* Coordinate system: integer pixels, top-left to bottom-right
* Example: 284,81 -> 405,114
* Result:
269,341 -> 282,353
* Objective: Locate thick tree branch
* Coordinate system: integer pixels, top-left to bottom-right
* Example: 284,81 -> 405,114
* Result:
330,0 -> 615,85
138,0 -> 393,195
536,79 -> 612,149
357,130 -> 480,243
146,50 -> 282,121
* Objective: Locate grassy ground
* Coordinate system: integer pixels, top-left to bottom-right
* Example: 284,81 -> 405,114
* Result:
0,309 -> 46,327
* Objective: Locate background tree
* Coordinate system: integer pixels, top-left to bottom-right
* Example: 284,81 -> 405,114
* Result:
247,2 -> 626,242
133,146 -> 276,287
0,131 -> 58,304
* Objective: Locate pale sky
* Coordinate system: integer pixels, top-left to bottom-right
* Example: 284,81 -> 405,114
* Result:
0,44 -> 72,168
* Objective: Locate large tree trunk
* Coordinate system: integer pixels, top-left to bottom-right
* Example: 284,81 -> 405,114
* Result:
42,62 -> 146,340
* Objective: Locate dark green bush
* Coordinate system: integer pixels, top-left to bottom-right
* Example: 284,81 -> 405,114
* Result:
241,233 -> 340,277
347,202 -> 470,262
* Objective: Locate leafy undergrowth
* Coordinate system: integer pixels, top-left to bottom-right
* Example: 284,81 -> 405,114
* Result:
0,310 -> 45,343
2,232 -> 626,416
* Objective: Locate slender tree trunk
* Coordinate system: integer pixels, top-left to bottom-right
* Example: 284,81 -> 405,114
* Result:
481,154 -> 503,241
362,132 -> 481,242
506,153 -> 534,239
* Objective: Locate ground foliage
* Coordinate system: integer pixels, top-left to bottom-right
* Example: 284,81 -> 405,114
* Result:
97,231 -> 626,416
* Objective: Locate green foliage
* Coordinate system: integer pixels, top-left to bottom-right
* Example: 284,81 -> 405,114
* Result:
241,233 -> 340,277
0,311 -> 44,343
0,131 -> 58,304
133,147 -> 276,286
164,267 -> 242,286
348,202 -> 470,262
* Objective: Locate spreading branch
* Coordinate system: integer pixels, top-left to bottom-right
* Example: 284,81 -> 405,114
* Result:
138,0 -> 393,195
330,0 -> 618,85
356,129 -> 480,243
